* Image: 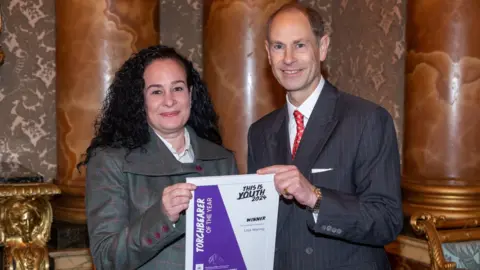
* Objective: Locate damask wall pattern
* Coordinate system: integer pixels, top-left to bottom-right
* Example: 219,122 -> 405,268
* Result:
299,0 -> 406,149
159,0 -> 204,74
165,0 -> 406,150
0,0 -> 56,181
0,0 -> 405,181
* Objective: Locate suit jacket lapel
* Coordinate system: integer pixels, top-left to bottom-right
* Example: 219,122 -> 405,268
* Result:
122,127 -> 229,176
122,128 -> 191,176
264,106 -> 295,235
292,81 -> 339,176
266,106 -> 291,166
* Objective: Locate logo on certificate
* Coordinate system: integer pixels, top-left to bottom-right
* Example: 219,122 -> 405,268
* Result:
236,184 -> 267,202
208,253 -> 225,265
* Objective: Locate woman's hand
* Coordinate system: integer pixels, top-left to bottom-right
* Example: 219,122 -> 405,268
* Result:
161,183 -> 196,223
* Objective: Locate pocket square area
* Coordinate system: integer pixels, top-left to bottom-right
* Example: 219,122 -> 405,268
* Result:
311,168 -> 333,173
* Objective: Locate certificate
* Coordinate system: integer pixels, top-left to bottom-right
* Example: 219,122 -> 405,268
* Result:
185,174 -> 279,270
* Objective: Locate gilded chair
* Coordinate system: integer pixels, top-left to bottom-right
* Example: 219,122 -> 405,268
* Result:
411,213 -> 480,270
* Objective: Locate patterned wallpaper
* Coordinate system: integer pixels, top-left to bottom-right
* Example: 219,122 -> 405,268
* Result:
164,0 -> 406,149
298,0 -> 405,148
159,0 -> 204,74
0,0 -> 405,181
0,0 -> 56,181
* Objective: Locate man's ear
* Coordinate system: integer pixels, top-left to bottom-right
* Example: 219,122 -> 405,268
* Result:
264,40 -> 271,63
318,35 -> 330,62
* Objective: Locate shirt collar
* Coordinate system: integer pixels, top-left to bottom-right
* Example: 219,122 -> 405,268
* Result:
154,127 -> 192,158
287,76 -> 325,121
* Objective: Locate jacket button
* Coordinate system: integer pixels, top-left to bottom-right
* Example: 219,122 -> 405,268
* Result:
305,247 -> 313,255
195,165 -> 203,172
155,232 -> 161,239
162,225 -> 169,232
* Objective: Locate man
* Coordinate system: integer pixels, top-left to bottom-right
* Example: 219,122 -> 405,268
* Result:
247,3 -> 403,269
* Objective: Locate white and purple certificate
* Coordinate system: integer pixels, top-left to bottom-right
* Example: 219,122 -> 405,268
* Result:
185,174 -> 278,270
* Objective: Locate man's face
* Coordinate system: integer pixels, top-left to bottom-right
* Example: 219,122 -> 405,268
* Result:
265,10 -> 329,96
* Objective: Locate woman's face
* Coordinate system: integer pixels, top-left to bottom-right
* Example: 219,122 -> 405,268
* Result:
143,59 -> 191,137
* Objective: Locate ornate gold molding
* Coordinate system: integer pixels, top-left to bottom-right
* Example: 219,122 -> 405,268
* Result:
410,213 -> 457,270
0,184 -> 61,270
410,213 -> 480,270
0,183 -> 62,197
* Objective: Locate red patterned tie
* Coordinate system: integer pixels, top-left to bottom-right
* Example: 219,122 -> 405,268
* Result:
292,110 -> 304,159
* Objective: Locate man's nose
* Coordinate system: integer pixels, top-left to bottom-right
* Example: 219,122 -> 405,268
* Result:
283,47 -> 296,65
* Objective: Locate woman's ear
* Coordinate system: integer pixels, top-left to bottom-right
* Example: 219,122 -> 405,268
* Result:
189,86 -> 193,108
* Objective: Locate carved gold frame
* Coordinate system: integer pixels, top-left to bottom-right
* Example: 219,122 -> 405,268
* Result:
0,183 -> 61,270
410,212 -> 480,270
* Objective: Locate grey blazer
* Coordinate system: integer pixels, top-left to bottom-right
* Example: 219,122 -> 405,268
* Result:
247,81 -> 403,270
85,127 -> 238,270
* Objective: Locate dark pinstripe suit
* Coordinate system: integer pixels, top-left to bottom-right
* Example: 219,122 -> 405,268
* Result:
247,81 -> 403,269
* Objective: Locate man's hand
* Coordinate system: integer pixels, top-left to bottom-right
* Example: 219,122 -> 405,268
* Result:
257,165 -> 317,208
161,183 -> 196,223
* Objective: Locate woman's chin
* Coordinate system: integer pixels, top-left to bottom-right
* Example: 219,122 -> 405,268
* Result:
153,122 -> 186,134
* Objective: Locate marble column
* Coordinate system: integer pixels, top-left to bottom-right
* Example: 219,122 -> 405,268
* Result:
203,0 -> 293,173
402,0 -> 480,220
55,0 -> 159,223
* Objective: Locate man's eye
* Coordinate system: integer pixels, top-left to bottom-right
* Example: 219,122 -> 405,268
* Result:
273,44 -> 283,50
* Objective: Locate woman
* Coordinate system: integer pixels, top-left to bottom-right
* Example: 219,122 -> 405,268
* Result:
79,45 -> 238,270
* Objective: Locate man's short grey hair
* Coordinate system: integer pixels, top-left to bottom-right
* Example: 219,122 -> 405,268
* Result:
266,3 -> 326,43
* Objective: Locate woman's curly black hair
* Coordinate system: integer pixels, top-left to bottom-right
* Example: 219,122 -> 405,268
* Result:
78,45 -> 222,168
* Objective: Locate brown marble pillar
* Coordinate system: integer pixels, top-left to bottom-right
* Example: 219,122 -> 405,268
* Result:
55,0 -> 159,223
402,1 -> 480,220
203,0 -> 293,173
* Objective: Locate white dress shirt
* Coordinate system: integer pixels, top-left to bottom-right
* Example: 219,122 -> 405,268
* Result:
155,127 -> 195,163
286,77 -> 325,150
286,77 -> 325,223
154,127 -> 194,228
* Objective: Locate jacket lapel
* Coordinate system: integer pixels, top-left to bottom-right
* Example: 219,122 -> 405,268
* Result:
122,127 -> 229,176
122,127 -> 230,233
264,106 -> 294,234
292,82 -> 339,177
265,106 -> 291,167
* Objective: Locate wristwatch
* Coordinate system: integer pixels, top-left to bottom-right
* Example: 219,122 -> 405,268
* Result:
308,187 -> 322,214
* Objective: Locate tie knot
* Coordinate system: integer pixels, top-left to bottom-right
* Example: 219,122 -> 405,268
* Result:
293,110 -> 303,124
291,110 -> 304,159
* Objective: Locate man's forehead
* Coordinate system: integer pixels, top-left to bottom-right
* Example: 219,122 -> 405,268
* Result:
269,38 -> 311,45
270,13 -> 312,34
269,25 -> 315,44
271,9 -> 309,27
